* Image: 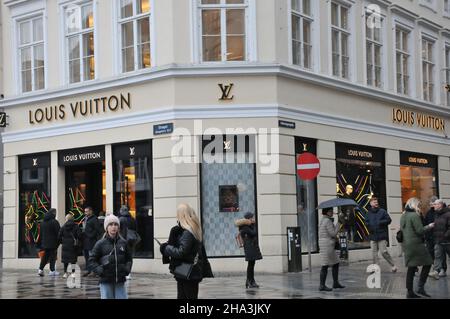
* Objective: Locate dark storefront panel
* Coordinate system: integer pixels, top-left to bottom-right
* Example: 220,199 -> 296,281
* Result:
295,137 -> 318,254
335,143 -> 386,250
113,140 -> 153,258
400,151 -> 438,211
19,153 -> 51,258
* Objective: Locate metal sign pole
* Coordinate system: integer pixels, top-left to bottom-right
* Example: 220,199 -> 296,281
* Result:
306,180 -> 312,272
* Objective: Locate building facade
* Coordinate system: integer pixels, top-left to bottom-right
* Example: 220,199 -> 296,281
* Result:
0,0 -> 449,273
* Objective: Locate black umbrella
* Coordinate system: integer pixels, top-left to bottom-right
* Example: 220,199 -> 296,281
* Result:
317,198 -> 358,209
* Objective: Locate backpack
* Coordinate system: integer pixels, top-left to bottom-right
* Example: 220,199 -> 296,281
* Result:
235,233 -> 244,248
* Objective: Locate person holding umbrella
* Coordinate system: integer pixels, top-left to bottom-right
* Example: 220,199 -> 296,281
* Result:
318,206 -> 345,291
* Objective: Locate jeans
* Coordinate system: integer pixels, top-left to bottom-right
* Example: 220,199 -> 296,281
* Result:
83,249 -> 91,272
433,244 -> 450,272
99,282 -> 128,299
39,249 -> 57,271
176,279 -> 199,299
370,240 -> 395,267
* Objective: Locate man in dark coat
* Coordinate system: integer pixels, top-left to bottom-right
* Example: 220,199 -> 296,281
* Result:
430,199 -> 450,279
82,206 -> 101,276
366,197 -> 397,272
37,208 -> 61,276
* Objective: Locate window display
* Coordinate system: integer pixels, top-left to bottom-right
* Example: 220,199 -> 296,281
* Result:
219,185 -> 239,212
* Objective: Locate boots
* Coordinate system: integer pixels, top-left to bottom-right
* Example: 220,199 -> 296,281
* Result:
319,266 -> 332,291
407,290 -> 421,298
417,282 -> 431,297
332,263 -> 345,289
246,279 -> 259,289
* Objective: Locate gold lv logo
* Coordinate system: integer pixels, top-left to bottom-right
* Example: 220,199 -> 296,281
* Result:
224,140 -> 231,150
218,83 -> 234,100
32,159 -> 38,166
303,143 -> 308,152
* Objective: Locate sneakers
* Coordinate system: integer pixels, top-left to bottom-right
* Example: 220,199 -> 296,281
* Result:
439,270 -> 446,277
48,271 -> 60,276
391,266 -> 398,273
429,271 -> 440,280
37,269 -> 44,277
63,272 -> 70,278
126,274 -> 132,280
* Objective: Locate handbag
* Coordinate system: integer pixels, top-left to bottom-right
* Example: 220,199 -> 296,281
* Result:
235,233 -> 244,248
396,230 -> 404,243
173,251 -> 199,280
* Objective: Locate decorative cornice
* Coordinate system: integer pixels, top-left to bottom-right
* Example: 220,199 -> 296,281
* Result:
389,4 -> 419,20
4,0 -> 29,8
417,17 -> 442,32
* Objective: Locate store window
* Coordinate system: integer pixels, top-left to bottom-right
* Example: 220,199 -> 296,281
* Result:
201,135 -> 256,257
295,137 -> 318,253
113,140 -> 153,258
335,143 -> 386,249
18,153 -> 51,258
400,152 -> 438,211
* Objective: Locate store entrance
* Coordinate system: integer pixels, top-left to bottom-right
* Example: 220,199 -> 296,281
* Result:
65,163 -> 105,223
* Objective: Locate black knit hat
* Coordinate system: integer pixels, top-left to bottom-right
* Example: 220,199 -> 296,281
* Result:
244,212 -> 254,219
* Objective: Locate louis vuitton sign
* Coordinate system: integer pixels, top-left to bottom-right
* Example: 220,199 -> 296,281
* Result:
29,93 -> 131,125
392,107 -> 445,132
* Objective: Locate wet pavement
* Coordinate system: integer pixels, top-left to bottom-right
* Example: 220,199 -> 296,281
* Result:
0,257 -> 449,299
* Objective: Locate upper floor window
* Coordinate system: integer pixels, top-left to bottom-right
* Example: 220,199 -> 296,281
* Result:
422,38 -> 435,102
395,27 -> 410,95
331,1 -> 350,79
18,16 -> 44,92
118,0 -> 151,73
365,13 -> 383,88
445,0 -> 450,14
199,0 -> 247,62
291,0 -> 312,69
444,46 -> 450,106
64,2 -> 95,83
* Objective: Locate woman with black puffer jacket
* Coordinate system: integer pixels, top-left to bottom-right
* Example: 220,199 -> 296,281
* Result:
89,214 -> 133,299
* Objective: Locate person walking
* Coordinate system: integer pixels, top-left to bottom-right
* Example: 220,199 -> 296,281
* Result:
160,203 -> 208,299
37,208 -> 61,276
366,196 -> 398,272
235,212 -> 262,289
58,214 -> 82,278
400,197 -> 434,298
118,205 -> 139,280
429,198 -> 450,279
318,207 -> 345,291
89,214 -> 132,299
82,206 -> 101,277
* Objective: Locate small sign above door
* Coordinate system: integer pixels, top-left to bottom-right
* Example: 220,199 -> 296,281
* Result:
58,146 -> 105,166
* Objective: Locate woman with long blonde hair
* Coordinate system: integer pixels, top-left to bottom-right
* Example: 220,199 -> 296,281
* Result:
161,203 -> 212,299
400,197 -> 434,298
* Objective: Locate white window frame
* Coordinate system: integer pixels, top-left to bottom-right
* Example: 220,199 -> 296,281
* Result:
393,22 -> 413,97
15,12 -> 46,94
329,0 -> 354,81
444,0 -> 450,18
444,44 -> 450,106
421,35 -> 436,102
194,0 -> 257,64
61,0 -> 97,84
116,0 -> 155,74
363,5 -> 385,89
289,0 -> 315,70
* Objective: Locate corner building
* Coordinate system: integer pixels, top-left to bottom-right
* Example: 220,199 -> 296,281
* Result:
1,0 -> 450,273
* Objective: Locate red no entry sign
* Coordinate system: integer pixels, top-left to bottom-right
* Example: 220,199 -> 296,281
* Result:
297,152 -> 320,180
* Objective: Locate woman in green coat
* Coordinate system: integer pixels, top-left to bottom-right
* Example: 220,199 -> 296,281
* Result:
400,197 -> 434,298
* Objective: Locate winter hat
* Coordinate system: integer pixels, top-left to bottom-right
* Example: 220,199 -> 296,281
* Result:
244,212 -> 254,219
104,214 -> 120,231
431,198 -> 445,206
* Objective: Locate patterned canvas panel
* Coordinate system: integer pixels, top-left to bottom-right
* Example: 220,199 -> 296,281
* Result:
201,162 -> 255,257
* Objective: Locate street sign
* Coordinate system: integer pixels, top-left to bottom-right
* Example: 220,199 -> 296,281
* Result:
297,152 -> 320,180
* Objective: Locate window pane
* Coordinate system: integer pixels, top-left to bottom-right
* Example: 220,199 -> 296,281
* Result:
292,0 -> 300,12
302,0 -> 310,15
69,59 -> 80,83
367,64 -> 373,85
202,36 -> 221,61
395,29 -> 400,49
374,45 -> 381,66
342,56 -> 349,78
34,67 -> 45,90
340,6 -> 348,29
66,6 -> 80,33
122,22 -> 134,48
403,76 -> 409,94
292,40 -> 300,65
303,44 -> 311,68
402,55 -> 408,75
366,42 -> 372,64
33,18 -> 43,42
21,47 -> 31,70
68,36 -> 80,60
428,42 -> 433,61
34,44 -> 44,68
226,35 -> 245,61
332,53 -> 339,76
202,0 -> 220,3
137,0 -> 150,14
422,40 -> 427,59
396,74 -> 402,93
396,53 -> 401,73
138,18 -> 150,44
292,15 -> 300,40
331,3 -> 338,26
226,9 -> 244,35
402,31 -> 408,52
83,32 -> 94,58
20,21 -> 31,45
366,18 -> 372,40
373,25 -> 380,42
341,33 -> 348,56
375,66 -> 381,87
138,43 -> 151,69
202,10 -> 220,35
122,47 -> 134,72
303,19 -> 310,44
121,0 -> 133,18
22,70 -> 32,92
82,4 -> 94,29
83,56 -> 95,80
332,30 -> 339,53
226,0 -> 244,3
